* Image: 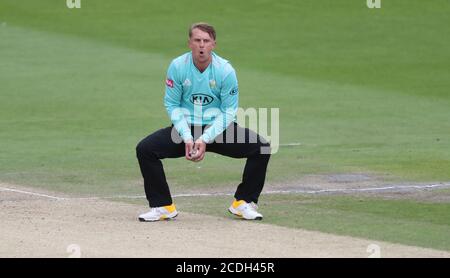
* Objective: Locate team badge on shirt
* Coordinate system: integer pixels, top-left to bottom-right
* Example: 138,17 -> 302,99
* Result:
209,80 -> 216,89
166,78 -> 174,88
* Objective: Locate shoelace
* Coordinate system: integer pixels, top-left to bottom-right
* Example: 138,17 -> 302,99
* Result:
149,207 -> 163,214
243,202 -> 259,212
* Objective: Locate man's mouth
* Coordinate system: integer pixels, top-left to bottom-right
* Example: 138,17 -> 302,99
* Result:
199,51 -> 204,55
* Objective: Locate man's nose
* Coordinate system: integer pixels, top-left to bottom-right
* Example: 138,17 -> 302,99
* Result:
199,40 -> 205,47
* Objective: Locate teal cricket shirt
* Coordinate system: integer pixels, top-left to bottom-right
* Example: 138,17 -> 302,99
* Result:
164,52 -> 239,143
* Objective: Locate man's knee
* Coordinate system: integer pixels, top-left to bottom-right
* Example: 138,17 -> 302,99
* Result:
136,138 -> 156,159
136,140 -> 146,157
259,141 -> 272,156
248,141 -> 271,158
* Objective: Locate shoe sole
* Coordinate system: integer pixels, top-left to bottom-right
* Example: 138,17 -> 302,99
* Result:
138,212 -> 178,222
228,208 -> 262,221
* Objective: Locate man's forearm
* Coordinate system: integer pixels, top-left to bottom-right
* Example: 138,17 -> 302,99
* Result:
167,107 -> 193,142
200,108 -> 236,143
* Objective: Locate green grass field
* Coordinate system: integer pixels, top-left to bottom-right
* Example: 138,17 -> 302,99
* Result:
1,0 -> 450,251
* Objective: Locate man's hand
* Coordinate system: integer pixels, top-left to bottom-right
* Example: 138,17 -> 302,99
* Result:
191,138 -> 206,162
185,140 -> 195,160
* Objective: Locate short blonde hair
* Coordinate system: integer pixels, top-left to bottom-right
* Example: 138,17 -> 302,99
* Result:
189,22 -> 216,40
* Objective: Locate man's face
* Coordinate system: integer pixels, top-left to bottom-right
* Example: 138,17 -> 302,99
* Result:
188,28 -> 216,64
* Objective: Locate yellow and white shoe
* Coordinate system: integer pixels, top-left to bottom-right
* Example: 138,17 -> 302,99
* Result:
228,200 -> 263,220
138,204 -> 178,222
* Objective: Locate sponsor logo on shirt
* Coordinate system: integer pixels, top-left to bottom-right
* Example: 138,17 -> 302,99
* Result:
166,78 -> 174,88
183,79 -> 192,87
190,94 -> 214,106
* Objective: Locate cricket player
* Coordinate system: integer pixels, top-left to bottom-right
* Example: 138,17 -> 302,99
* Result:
136,23 -> 271,221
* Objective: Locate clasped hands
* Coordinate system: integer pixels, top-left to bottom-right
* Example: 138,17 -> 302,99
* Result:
185,138 -> 206,162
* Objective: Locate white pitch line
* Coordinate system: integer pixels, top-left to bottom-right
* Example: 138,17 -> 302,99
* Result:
95,183 -> 450,199
264,183 -> 450,195
2,183 -> 450,201
173,192 -> 233,197
0,186 -> 66,200
70,192 -> 233,200
279,142 -> 302,147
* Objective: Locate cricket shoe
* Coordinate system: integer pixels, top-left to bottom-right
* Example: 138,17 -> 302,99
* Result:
138,204 -> 178,222
228,200 -> 263,220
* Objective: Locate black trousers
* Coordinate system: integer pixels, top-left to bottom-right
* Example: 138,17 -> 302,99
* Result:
136,122 -> 271,207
